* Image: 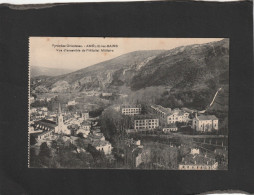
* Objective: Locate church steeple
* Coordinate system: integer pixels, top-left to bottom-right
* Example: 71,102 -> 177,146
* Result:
58,102 -> 62,114
57,103 -> 63,133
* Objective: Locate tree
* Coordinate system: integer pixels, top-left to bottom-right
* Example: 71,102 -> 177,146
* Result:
39,142 -> 51,157
30,134 -> 37,145
77,133 -> 84,138
67,105 -> 75,112
30,147 -> 41,167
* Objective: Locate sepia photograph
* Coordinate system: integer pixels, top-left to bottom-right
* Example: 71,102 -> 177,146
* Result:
28,37 -> 229,170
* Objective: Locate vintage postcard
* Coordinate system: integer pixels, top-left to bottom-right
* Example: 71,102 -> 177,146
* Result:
29,37 -> 229,170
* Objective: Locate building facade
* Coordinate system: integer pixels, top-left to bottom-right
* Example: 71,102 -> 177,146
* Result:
192,114 -> 218,131
166,109 -> 189,124
162,124 -> 178,133
178,153 -> 218,170
122,105 -> 141,116
82,112 -> 89,120
134,118 -> 159,130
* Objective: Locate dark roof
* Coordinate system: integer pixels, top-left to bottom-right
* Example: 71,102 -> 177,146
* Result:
122,104 -> 141,108
132,147 -> 143,157
134,114 -> 158,120
38,119 -> 57,125
164,123 -> 177,128
151,105 -> 171,114
35,119 -> 57,128
214,149 -> 228,155
197,115 -> 218,120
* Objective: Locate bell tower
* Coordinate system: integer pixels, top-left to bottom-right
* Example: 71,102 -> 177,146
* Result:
58,103 -> 64,133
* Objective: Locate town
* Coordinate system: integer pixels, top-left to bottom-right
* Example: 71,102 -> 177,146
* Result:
29,90 -> 228,170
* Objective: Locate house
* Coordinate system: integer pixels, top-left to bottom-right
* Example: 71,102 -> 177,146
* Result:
178,154 -> 218,170
124,138 -> 141,146
67,100 -> 76,106
76,128 -> 90,138
214,148 -> 228,157
80,121 -> 90,130
192,113 -> 218,132
36,129 -> 54,141
41,107 -> 48,112
46,97 -> 52,102
102,92 -> 112,97
125,145 -> 143,168
121,105 -> 141,116
88,133 -> 105,141
30,108 -> 37,113
190,148 -> 200,155
81,112 -> 89,120
162,124 -> 178,133
70,136 -> 79,145
91,140 -> 112,155
134,115 -> 159,130
30,96 -> 35,103
132,148 -> 143,167
38,98 -> 45,101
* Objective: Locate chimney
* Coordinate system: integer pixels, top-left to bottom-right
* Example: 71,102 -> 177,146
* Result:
195,112 -> 198,119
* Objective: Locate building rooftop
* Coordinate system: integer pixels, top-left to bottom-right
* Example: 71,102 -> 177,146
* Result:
132,147 -> 143,157
134,114 -> 158,120
122,104 -> 141,108
197,115 -> 218,120
91,140 -> 111,147
164,123 -> 177,128
35,119 -> 57,128
151,105 -> 171,114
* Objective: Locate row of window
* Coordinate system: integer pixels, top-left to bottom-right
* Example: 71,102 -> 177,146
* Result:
135,121 -> 158,124
135,126 -> 158,129
135,119 -> 158,123
122,108 -> 141,111
135,123 -> 158,126
180,165 -> 213,170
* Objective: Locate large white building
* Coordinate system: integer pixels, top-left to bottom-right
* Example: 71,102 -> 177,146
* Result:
122,105 -> 141,116
150,105 -> 189,125
134,118 -> 159,130
166,108 -> 189,124
192,113 -> 218,132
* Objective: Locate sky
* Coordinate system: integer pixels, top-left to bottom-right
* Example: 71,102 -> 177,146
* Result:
29,37 -> 224,71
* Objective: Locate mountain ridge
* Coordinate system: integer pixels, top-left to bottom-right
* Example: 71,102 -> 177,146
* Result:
31,39 -> 229,109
